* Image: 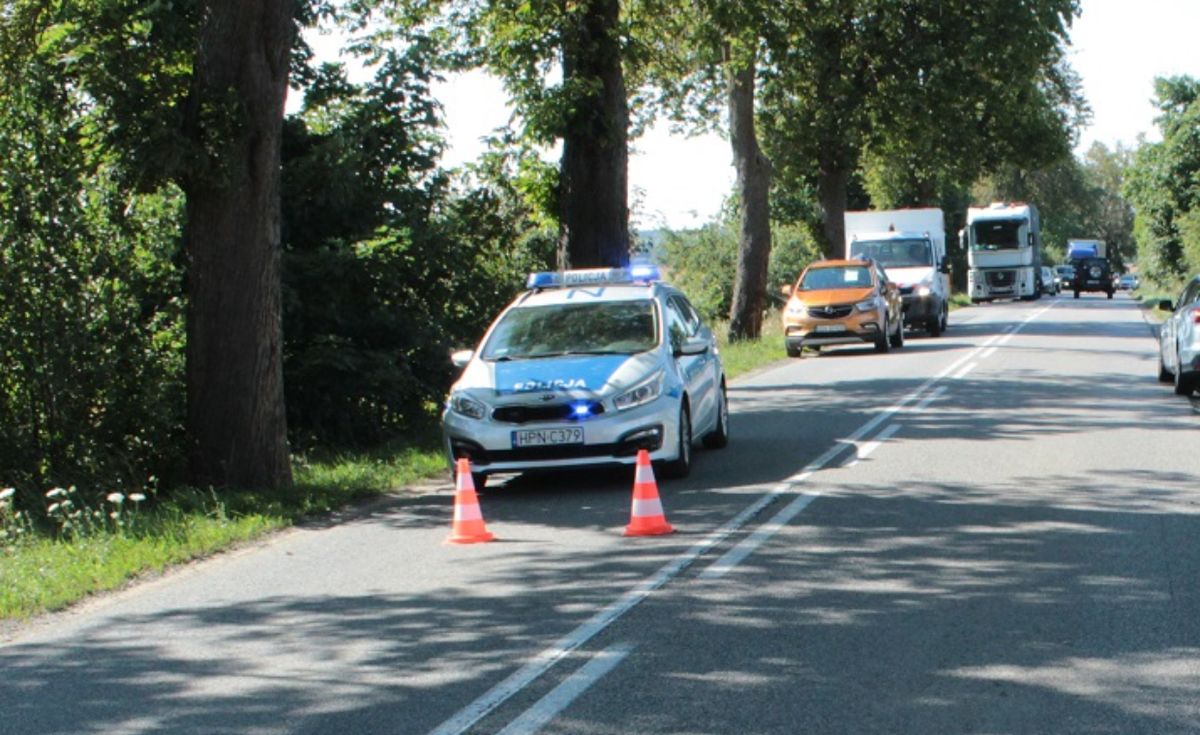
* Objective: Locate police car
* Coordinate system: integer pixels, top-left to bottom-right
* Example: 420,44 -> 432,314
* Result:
443,265 -> 729,488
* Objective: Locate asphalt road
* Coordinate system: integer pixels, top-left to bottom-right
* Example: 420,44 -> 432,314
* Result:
3,293 -> 1198,735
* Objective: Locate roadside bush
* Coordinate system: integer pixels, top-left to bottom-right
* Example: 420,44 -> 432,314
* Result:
0,62 -> 186,515
659,218 -> 820,323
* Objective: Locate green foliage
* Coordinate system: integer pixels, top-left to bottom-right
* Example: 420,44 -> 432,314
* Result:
1124,76 -> 1200,282
281,44 -> 554,448
0,30 -> 187,513
660,216 -> 819,322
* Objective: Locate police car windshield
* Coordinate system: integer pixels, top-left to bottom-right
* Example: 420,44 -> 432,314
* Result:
482,300 -> 658,360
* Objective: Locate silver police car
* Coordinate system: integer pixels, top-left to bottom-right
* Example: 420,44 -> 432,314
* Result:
443,266 -> 729,488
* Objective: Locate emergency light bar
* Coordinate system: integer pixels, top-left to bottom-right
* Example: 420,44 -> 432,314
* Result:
526,265 -> 662,289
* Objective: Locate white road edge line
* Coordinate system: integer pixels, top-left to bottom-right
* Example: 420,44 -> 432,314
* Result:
427,303 -> 1057,735
495,642 -> 635,735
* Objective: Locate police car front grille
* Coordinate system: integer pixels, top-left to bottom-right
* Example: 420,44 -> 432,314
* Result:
493,402 -> 606,424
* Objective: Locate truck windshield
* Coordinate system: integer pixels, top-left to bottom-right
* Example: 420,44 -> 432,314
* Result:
482,300 -> 658,360
849,238 -> 932,267
971,219 -> 1024,250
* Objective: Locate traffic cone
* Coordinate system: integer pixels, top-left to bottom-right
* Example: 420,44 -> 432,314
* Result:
446,459 -> 495,544
624,450 -> 674,536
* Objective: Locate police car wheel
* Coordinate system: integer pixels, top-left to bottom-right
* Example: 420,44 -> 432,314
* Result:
472,472 -> 488,491
702,383 -> 729,450
662,404 -> 692,479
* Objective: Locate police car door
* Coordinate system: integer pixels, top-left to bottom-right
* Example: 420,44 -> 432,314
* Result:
666,295 -> 717,432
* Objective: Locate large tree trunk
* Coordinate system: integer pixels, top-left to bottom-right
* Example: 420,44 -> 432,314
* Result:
726,55 -> 772,341
816,160 -> 849,259
558,0 -> 629,269
182,0 -> 293,489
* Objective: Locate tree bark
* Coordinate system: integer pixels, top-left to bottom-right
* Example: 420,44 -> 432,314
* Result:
182,0 -> 293,489
726,55 -> 772,341
558,0 -> 629,269
816,159 -> 849,259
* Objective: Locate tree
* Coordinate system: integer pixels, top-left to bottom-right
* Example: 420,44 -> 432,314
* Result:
636,0 -> 782,340
762,0 -> 1082,258
469,0 -> 630,268
181,0 -> 295,488
15,0 -> 298,489
1124,76 -> 1200,283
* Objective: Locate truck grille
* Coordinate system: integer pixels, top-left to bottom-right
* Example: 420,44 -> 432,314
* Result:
985,270 -> 1016,288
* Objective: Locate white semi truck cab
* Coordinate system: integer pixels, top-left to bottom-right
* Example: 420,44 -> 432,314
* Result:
963,202 -> 1043,302
845,208 -> 950,336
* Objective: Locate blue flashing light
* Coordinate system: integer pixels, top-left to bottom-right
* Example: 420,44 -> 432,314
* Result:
571,402 -> 592,418
526,265 -> 661,290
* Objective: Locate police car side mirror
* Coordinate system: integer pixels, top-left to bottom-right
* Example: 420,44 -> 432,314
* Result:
939,261 -> 951,274
450,349 -> 474,368
677,336 -> 709,357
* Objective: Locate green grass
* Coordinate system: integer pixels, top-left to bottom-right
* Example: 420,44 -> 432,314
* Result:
715,312 -> 788,379
1,436 -> 450,621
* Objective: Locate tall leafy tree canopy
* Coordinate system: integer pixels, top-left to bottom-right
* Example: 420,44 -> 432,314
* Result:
1124,76 -> 1200,284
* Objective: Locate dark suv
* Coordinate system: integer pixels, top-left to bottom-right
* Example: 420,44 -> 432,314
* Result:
1071,257 -> 1114,299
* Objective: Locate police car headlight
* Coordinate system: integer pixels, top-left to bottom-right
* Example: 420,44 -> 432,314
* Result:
613,372 -> 665,412
855,299 -> 876,313
916,285 -> 931,297
449,394 -> 487,420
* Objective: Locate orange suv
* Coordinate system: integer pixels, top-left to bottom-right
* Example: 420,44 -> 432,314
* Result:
783,259 -> 904,357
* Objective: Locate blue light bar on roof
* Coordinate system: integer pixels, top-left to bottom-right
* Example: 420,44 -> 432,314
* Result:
526,265 -> 661,289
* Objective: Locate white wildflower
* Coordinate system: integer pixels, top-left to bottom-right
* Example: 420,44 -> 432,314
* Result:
0,488 -> 15,501
106,492 -> 125,504
45,487 -> 67,499
129,493 -> 146,503
47,502 -> 61,513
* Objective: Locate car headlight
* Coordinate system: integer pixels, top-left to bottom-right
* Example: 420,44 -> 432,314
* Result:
786,299 -> 805,315
855,299 -> 877,313
916,285 -> 931,297
449,393 -> 487,420
613,371 -> 665,411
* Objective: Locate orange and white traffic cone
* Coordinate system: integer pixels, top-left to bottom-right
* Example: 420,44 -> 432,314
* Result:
446,459 -> 495,544
624,449 -> 674,537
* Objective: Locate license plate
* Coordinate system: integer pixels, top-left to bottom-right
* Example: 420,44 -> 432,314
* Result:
512,427 -> 584,448
814,325 -> 845,333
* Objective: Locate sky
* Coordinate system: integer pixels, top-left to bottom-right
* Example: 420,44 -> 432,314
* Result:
326,0 -> 1200,231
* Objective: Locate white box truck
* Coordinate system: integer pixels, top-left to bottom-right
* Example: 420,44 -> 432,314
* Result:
845,208 -> 949,336
963,202 -> 1043,302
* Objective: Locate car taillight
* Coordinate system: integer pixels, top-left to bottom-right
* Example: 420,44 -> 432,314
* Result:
1192,307 -> 1200,324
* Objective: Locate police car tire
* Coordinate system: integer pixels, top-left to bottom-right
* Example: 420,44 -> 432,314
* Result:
662,405 -> 692,479
702,384 -> 729,450
472,472 -> 488,491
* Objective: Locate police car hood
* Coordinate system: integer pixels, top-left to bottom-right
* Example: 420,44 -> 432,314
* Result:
462,353 -> 660,400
